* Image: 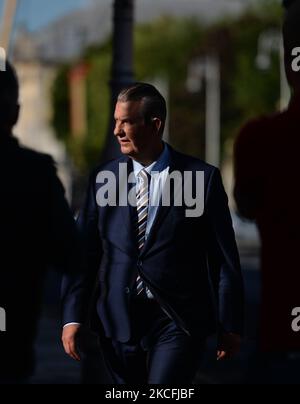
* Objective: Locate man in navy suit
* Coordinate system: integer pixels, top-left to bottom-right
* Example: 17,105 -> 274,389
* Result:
62,83 -> 243,384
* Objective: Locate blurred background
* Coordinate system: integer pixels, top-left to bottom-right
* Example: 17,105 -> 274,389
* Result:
1,0 -> 293,383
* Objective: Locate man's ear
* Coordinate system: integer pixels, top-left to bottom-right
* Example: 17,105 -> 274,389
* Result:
151,117 -> 162,135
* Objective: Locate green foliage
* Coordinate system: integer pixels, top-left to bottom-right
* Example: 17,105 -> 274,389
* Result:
135,17 -> 203,82
212,7 -> 282,156
51,45 -> 111,173
84,49 -> 111,169
51,0 -> 285,172
51,65 -> 70,142
134,17 -> 205,157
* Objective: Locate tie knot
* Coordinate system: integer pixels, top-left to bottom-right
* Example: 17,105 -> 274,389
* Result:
138,169 -> 150,185
139,168 -> 148,178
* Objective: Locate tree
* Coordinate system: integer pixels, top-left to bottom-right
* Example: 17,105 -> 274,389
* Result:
51,1 -> 282,174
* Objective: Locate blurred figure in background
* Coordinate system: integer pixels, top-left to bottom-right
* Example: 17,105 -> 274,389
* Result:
234,0 -> 300,381
0,61 -> 79,384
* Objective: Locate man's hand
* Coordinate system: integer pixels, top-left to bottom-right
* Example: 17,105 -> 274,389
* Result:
62,324 -> 82,361
217,332 -> 241,361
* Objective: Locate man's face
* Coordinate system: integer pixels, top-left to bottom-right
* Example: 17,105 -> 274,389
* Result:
114,101 -> 159,159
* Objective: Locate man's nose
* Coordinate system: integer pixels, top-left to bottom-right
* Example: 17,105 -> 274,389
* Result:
114,122 -> 122,137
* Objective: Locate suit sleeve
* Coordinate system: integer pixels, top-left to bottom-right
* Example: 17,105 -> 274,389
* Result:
61,170 -> 102,325
206,168 -> 244,335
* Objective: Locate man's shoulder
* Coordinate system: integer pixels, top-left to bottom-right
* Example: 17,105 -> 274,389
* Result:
7,139 -> 55,171
235,113 -> 282,145
20,146 -> 54,165
90,155 -> 127,177
89,148 -> 217,177
171,147 -> 216,175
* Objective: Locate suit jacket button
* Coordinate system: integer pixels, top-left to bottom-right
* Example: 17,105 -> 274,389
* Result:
125,287 -> 130,294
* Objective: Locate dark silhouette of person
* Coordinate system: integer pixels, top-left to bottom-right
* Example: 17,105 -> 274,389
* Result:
61,83 -> 243,384
0,61 -> 79,383
234,0 -> 300,356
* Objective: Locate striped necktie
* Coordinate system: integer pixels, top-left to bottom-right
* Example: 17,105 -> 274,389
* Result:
135,169 -> 153,298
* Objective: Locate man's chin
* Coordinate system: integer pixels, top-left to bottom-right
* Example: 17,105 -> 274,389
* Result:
120,144 -> 134,156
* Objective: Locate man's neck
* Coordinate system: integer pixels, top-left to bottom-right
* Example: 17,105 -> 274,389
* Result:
132,142 -> 164,166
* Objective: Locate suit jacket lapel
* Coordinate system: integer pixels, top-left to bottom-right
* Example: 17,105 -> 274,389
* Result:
113,156 -> 138,255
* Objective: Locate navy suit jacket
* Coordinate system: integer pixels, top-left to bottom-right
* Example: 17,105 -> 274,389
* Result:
0,135 -> 79,378
62,145 -> 243,342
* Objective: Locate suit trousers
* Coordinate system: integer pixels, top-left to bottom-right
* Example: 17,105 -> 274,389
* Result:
102,297 -> 206,384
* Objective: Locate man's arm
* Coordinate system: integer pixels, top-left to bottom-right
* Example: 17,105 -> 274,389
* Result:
206,168 -> 244,359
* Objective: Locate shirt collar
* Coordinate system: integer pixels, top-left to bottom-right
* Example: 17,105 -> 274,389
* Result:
132,142 -> 170,178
